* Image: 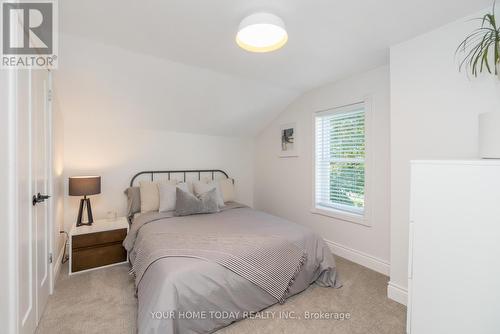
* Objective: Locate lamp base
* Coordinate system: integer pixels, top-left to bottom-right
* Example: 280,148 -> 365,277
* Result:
76,196 -> 94,227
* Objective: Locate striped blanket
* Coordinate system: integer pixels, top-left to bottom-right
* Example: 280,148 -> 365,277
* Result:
130,232 -> 307,303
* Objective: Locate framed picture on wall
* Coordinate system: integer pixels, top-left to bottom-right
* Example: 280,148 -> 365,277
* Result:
279,122 -> 298,157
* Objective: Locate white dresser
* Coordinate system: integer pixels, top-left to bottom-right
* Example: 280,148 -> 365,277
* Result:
407,160 -> 500,334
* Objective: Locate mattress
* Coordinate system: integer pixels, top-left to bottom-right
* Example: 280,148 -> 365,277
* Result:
123,204 -> 340,333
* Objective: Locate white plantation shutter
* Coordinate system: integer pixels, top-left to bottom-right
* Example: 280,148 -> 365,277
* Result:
315,103 -> 365,215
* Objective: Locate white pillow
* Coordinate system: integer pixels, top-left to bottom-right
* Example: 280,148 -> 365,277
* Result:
193,181 -> 224,207
158,183 -> 176,212
159,182 -> 191,213
139,181 -> 159,213
218,178 -> 235,203
140,180 -> 175,213
177,182 -> 193,194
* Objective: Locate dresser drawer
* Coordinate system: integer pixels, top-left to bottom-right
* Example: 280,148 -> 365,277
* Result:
71,243 -> 127,273
72,228 -> 127,249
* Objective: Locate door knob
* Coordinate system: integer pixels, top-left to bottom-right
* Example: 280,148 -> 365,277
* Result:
32,193 -> 51,206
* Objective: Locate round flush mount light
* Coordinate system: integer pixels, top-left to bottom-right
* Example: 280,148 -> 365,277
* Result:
236,13 -> 288,53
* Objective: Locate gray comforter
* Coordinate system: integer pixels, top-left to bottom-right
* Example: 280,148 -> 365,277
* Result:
124,204 -> 340,334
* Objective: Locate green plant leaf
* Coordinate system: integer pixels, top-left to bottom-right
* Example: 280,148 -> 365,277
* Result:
457,1 -> 500,77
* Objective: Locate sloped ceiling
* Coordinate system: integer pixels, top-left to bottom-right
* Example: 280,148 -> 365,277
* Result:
55,34 -> 298,137
57,0 -> 490,136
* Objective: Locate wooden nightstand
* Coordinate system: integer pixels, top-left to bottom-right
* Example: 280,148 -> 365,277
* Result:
69,217 -> 129,275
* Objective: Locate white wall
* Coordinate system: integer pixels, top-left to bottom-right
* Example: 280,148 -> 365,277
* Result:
389,8 -> 500,305
62,125 -> 255,229
54,34 -> 256,230
254,66 -> 391,274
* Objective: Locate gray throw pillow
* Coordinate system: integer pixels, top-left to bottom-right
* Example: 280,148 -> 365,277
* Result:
174,187 -> 220,216
124,186 -> 141,218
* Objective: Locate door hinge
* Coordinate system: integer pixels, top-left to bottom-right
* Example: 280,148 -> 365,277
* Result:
49,253 -> 53,264
47,89 -> 53,102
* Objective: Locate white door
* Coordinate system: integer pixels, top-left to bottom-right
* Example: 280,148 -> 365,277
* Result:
17,69 -> 37,334
32,69 -> 51,325
17,69 -> 52,334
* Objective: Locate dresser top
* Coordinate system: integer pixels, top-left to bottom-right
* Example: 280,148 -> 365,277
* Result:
70,217 -> 129,236
411,159 -> 500,166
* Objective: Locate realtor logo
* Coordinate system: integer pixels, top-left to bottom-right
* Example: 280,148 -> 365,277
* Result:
1,0 -> 58,69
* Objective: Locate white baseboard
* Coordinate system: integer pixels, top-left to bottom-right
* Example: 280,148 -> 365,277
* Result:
387,281 -> 408,306
324,239 -> 390,276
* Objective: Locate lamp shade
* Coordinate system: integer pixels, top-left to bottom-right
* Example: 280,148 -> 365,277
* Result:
479,112 -> 500,159
69,176 -> 101,196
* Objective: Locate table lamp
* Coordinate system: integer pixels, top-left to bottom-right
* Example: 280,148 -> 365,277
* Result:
69,176 -> 101,226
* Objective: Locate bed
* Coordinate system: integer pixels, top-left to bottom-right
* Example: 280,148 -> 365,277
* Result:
123,170 -> 340,334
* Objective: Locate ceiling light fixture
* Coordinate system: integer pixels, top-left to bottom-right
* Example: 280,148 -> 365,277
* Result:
236,13 -> 288,53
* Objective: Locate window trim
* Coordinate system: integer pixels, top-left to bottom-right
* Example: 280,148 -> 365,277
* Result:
311,96 -> 373,227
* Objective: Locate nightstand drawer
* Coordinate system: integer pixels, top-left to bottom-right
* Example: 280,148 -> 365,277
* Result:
71,243 -> 127,273
72,228 -> 127,249
69,218 -> 129,275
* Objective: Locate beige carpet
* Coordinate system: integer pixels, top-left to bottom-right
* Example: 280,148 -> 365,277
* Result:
36,257 -> 406,334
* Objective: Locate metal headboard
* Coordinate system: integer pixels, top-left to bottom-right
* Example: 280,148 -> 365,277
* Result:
130,169 -> 232,187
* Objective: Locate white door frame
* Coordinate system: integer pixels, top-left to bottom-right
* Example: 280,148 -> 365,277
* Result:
46,71 -> 55,295
0,68 -> 20,334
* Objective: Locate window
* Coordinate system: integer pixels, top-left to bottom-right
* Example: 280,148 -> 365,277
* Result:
314,102 -> 366,217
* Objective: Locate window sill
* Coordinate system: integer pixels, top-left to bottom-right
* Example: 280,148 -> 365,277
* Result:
311,206 -> 370,227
